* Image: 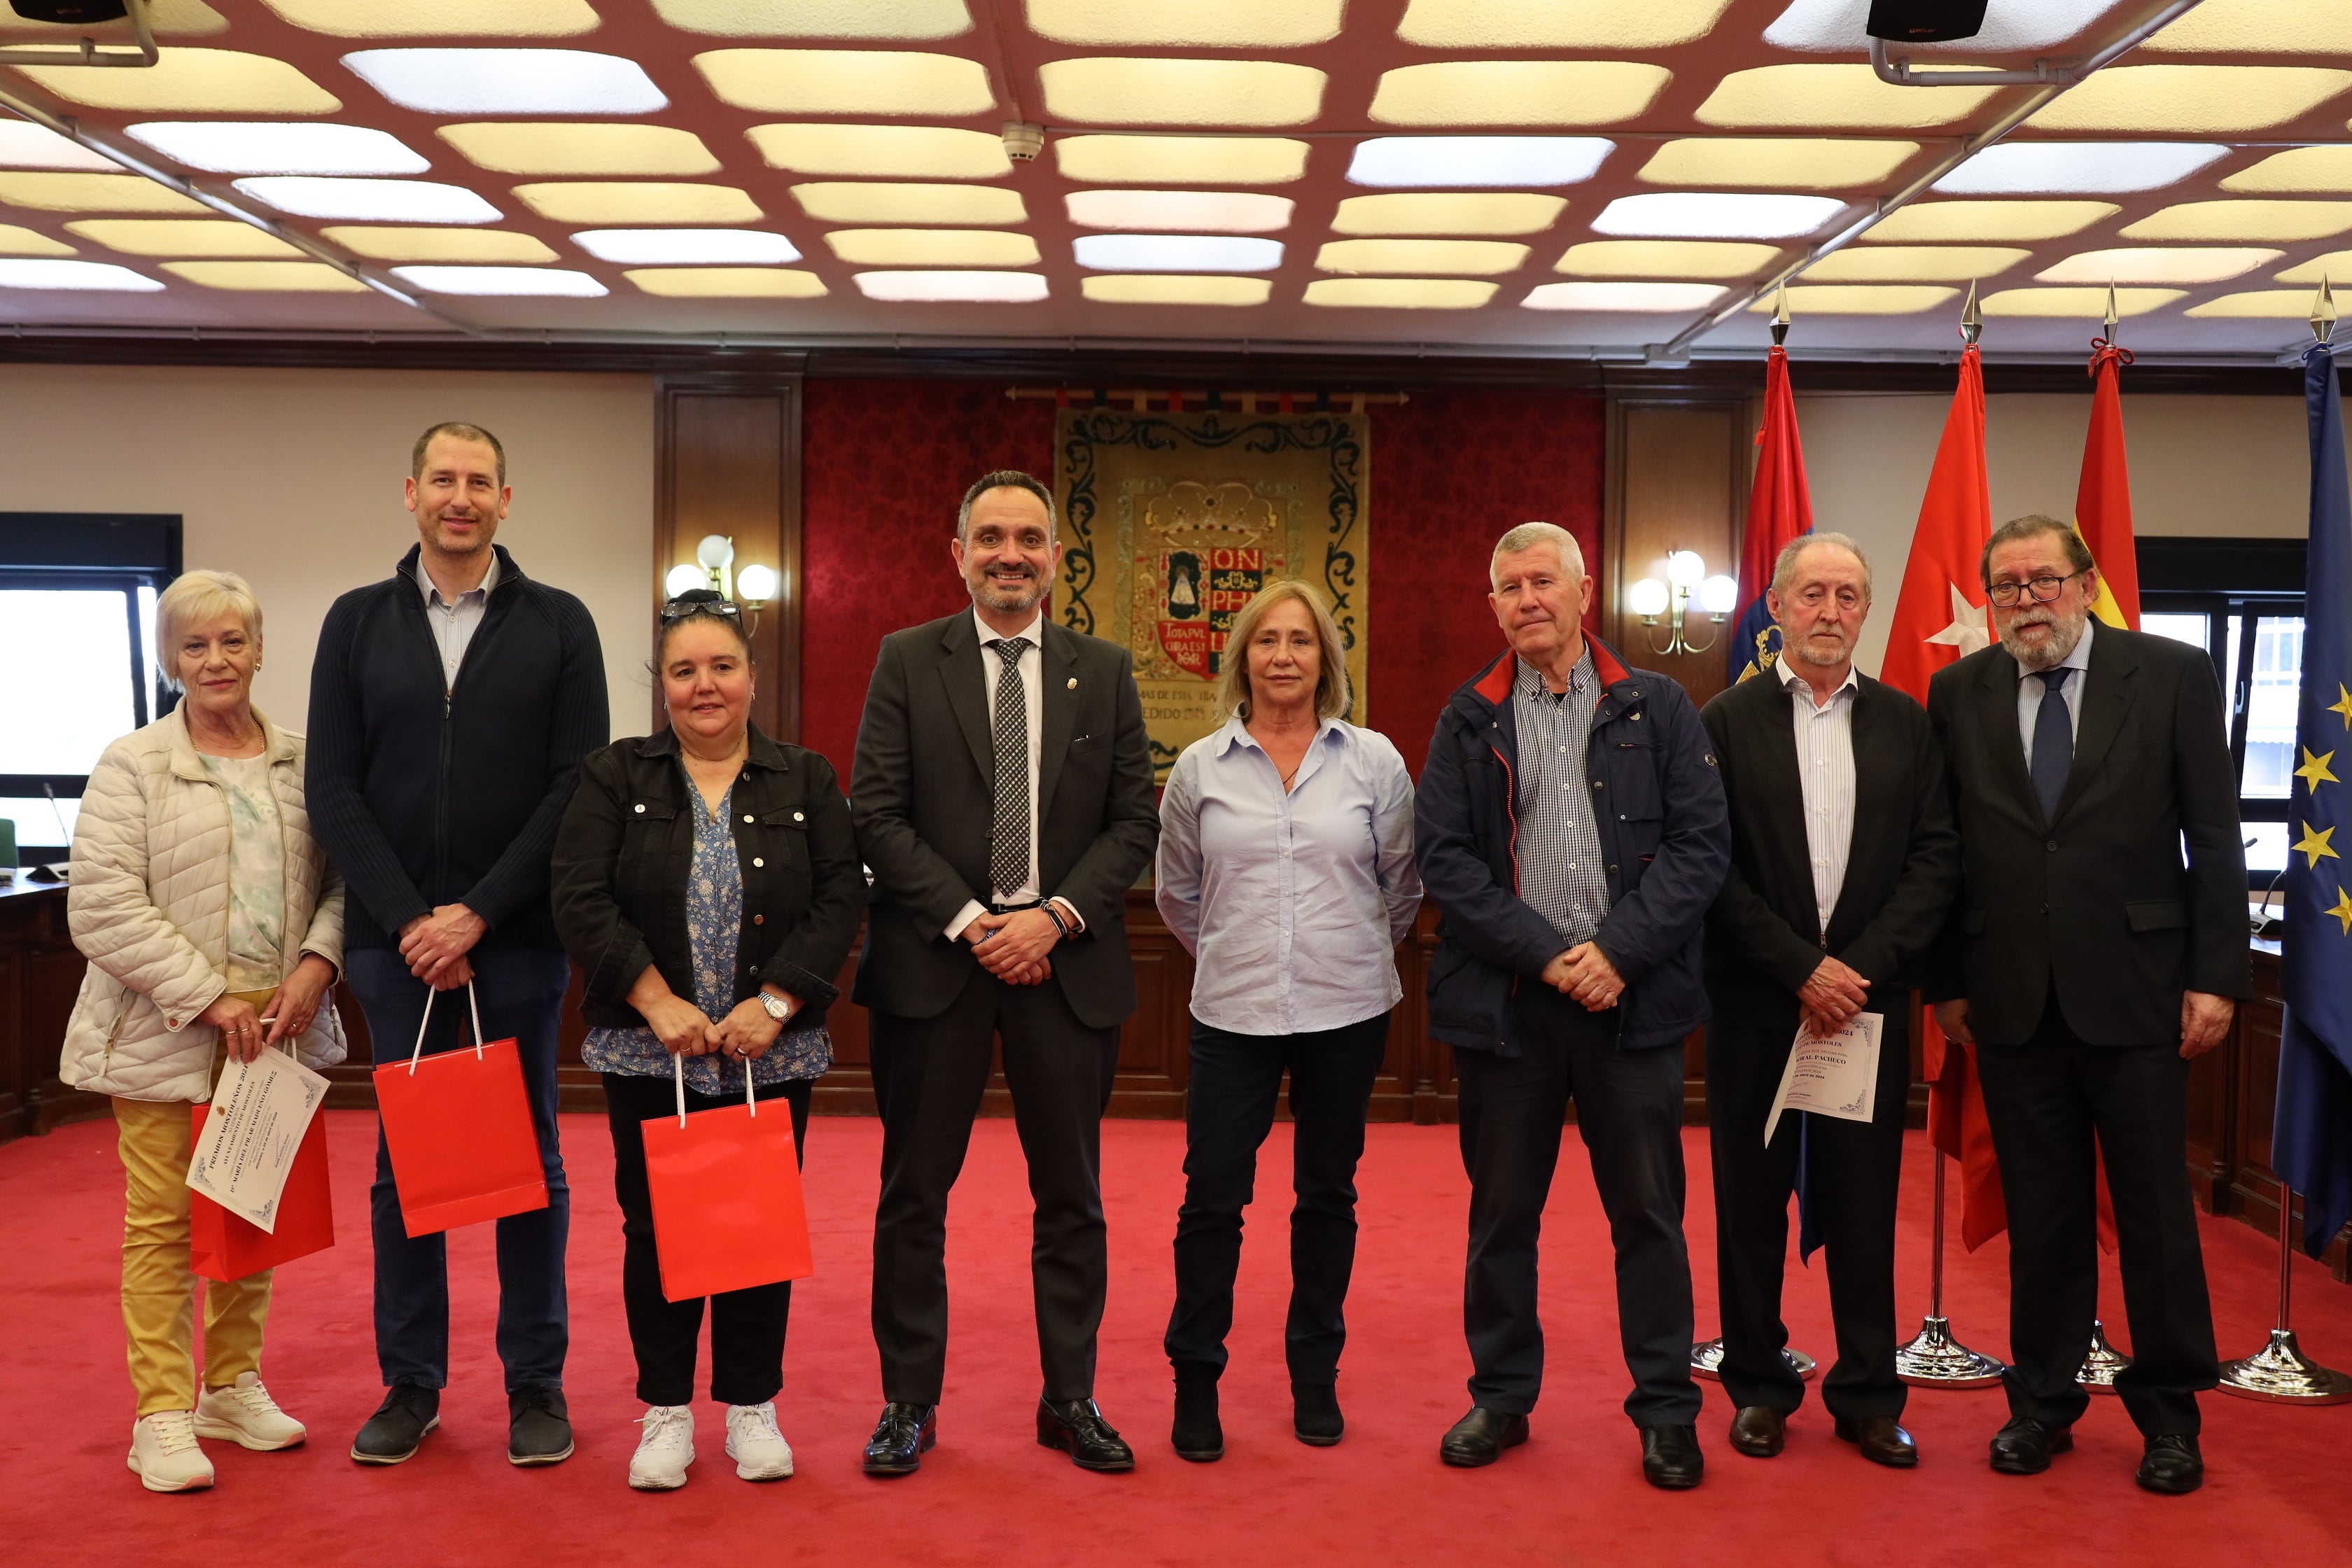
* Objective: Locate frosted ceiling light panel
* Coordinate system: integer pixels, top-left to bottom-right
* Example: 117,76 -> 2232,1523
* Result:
1865,200 -> 2118,241
1696,66 -> 1998,130
1368,62 -> 1671,127
1979,286 -> 2185,316
1638,139 -> 1916,190
573,229 -> 802,265
1315,239 -> 1529,275
0,124 -> 117,172
2027,66 -> 2352,134
18,51 -> 341,114
1346,136 -> 1612,188
2277,251 -> 2352,285
626,267 -> 829,296
323,227 -> 558,262
392,264 -> 608,295
2145,0 -> 2352,54
853,270 -> 1049,302
1037,59 -> 1327,127
788,182 -> 1025,223
1399,0 -> 1735,48
1027,0 -> 1344,47
1074,234 -> 1283,272
1080,274 -> 1272,304
825,228 -> 1040,266
1556,239 -> 1779,278
1768,284 -> 1959,314
514,183 -> 762,224
64,219 -> 302,258
695,49 -> 993,115
2225,148 -> 2352,194
342,50 -> 667,115
126,122 -> 428,176
2123,200 -> 2352,241
2036,246 -> 2279,284
1933,142 -> 2230,195
0,258 -> 162,290
1331,193 -> 1567,235
748,124 -> 1009,178
0,226 -> 75,256
1056,135 -> 1309,186
1301,278 -> 1497,308
261,0 -> 600,36
1765,0 -> 2121,52
440,124 -> 719,177
653,0 -> 974,38
1802,245 -> 2029,281
234,177 -> 500,223
1593,192 -> 1847,239
0,173 -> 204,213
2186,290 -> 2338,318
1522,281 -> 1728,311
1064,190 -> 1293,232
161,260 -> 367,290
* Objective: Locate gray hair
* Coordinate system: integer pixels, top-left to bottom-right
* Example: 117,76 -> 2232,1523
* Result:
1980,512 -> 2092,587
957,468 -> 1056,542
1770,531 -> 1872,601
1490,521 -> 1586,587
154,568 -> 262,692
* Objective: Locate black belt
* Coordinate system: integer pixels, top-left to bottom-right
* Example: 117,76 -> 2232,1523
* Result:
987,899 -> 1043,916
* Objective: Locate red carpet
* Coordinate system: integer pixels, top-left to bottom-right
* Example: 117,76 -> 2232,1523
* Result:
5,1110 -> 2350,1567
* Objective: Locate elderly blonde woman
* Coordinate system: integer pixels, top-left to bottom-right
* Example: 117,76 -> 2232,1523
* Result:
60,569 -> 346,1494
1154,580 -> 1421,1462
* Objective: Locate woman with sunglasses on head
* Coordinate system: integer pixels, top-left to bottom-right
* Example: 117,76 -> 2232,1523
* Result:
551,590 -> 862,1492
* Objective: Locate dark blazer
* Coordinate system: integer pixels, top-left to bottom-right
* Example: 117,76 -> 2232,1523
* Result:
306,543 -> 608,955
1700,668 -> 1959,1024
550,725 -> 862,1032
848,610 -> 1159,1030
1415,636 -> 1730,1056
1925,624 -> 2249,1046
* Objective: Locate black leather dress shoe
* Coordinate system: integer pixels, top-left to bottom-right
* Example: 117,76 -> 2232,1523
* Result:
1037,1399 -> 1135,1471
862,1404 -> 937,1476
507,1385 -> 573,1466
1641,1424 -> 1705,1489
1988,1415 -> 2073,1475
1834,1415 -> 1918,1468
1171,1367 -> 1223,1462
350,1382 -> 440,1466
2136,1434 -> 2204,1494
1438,1407 -> 1527,1467
1293,1382 -> 1343,1447
1728,1406 -> 1786,1458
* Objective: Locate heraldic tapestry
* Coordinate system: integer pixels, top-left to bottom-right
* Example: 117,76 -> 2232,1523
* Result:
1051,407 -> 1370,780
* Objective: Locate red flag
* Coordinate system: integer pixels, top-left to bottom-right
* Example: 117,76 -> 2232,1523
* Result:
1728,344 -> 1814,684
2074,340 -> 2141,630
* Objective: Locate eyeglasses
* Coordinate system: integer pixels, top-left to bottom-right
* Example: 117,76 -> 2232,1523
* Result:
659,598 -> 743,624
1987,570 -> 2084,608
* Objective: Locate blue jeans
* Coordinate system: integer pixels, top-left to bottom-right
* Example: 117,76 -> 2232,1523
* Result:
349,946 -> 571,1393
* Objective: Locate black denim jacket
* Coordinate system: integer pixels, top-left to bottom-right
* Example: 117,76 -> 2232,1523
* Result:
551,724 -> 862,1031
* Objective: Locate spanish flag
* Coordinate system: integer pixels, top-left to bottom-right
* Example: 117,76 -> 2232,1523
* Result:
2073,338 -> 2140,631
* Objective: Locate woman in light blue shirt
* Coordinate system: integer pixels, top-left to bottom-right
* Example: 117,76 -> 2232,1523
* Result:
1156,579 -> 1421,1463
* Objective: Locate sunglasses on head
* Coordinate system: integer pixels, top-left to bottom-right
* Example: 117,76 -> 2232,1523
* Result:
659,598 -> 743,624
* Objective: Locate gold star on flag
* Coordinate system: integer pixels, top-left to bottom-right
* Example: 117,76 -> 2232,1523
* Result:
2297,747 -> 2342,792
2330,886 -> 2352,936
2332,682 -> 2352,729
2295,820 -> 2341,869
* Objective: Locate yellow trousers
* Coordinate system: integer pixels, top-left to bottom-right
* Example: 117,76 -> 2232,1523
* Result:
113,1095 -> 273,1415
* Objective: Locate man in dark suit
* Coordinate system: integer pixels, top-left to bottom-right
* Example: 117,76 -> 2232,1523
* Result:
1927,513 -> 2246,1495
848,469 -> 1158,1476
1700,533 -> 1959,1470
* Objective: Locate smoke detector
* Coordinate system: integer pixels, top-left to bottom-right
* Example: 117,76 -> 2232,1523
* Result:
1002,121 -> 1044,162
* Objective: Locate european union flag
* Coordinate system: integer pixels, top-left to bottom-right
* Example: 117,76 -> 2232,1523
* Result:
2272,340 -> 2352,1258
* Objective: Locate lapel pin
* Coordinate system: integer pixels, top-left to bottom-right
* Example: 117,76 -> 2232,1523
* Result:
1067,677 -> 1077,690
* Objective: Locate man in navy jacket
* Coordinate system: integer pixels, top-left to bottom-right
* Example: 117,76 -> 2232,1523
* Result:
307,422 -> 607,1470
1415,523 -> 1730,1488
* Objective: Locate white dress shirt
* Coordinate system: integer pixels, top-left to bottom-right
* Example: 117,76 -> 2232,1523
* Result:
946,606 -> 1084,941
1782,660 -> 1859,937
414,550 -> 500,696
2016,615 -> 2094,759
1155,715 -> 1423,1036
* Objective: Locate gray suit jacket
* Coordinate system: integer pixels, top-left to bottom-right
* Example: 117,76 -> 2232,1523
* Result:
848,609 -> 1158,1030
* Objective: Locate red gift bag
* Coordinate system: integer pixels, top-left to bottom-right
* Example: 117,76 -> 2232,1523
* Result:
372,981 -> 549,1238
642,1058 -> 813,1303
189,1101 -> 335,1282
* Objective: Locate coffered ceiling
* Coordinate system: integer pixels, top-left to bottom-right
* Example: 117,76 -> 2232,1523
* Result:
0,0 -> 2346,362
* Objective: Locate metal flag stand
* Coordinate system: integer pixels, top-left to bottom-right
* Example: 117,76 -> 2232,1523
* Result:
2078,1321 -> 2132,1392
2220,1176 -> 2352,1403
1897,1150 -> 2005,1387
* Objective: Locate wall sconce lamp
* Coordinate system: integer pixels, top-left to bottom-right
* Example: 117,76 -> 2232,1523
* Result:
664,534 -> 780,627
1630,550 -> 1738,656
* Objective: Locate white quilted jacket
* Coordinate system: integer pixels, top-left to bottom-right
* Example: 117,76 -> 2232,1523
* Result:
59,704 -> 347,1102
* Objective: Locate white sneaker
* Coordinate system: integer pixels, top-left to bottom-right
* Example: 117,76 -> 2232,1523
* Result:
194,1373 -> 307,1451
725,1401 -> 794,1480
127,1411 -> 216,1493
629,1405 -> 695,1491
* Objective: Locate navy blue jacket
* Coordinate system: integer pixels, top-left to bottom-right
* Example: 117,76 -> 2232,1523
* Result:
1414,636 -> 1730,1056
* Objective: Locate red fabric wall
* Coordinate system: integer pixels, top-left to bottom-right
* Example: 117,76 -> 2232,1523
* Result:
797,380 -> 1604,781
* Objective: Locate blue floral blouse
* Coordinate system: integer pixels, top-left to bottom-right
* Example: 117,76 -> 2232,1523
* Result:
582,767 -> 832,1093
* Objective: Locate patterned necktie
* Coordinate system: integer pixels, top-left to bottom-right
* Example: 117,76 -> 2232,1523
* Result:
988,637 -> 1032,897
2029,666 -> 2075,823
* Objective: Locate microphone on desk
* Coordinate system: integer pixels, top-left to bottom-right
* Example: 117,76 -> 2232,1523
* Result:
2250,837 -> 2286,938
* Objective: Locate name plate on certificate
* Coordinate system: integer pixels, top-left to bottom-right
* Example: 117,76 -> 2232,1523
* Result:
187,1046 -> 328,1233
1764,1012 -> 1882,1147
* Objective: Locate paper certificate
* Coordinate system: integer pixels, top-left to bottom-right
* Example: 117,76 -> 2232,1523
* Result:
1764,1012 -> 1883,1147
187,1046 -> 328,1233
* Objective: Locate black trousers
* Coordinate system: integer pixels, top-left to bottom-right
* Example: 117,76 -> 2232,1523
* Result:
869,965 -> 1121,1406
602,1070 -> 812,1408
1164,1010 -> 1392,1385
1705,1010 -> 1910,1422
1975,993 -> 2218,1437
1455,986 -> 1701,1427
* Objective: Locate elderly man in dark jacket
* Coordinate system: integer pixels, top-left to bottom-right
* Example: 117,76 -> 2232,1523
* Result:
1415,522 -> 1730,1489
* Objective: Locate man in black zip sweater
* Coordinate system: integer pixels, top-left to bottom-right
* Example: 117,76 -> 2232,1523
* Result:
305,422 -> 608,1469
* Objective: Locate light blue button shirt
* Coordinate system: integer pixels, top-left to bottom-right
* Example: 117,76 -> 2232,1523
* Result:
1155,714 -> 1422,1037
2015,615 -> 2094,760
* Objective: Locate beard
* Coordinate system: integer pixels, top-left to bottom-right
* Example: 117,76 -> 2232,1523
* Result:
1785,626 -> 1849,668
972,564 -> 1046,615
2000,601 -> 2090,671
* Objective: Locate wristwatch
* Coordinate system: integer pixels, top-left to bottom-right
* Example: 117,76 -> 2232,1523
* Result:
758,990 -> 792,1024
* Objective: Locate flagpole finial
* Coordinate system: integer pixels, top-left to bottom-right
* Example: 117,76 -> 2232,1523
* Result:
2313,276 -> 2337,346
1770,283 -> 1790,346
2103,283 -> 2120,344
1960,279 -> 1982,346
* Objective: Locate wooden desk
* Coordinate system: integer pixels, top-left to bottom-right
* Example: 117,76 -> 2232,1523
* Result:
0,881 -> 108,1138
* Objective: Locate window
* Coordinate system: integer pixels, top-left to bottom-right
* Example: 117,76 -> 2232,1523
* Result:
0,513 -> 181,867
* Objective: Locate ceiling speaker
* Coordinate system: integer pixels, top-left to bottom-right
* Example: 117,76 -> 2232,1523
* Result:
1865,1 -> 1989,43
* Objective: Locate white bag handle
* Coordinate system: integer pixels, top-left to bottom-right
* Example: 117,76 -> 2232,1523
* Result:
407,979 -> 486,1074
671,1052 -> 760,1126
